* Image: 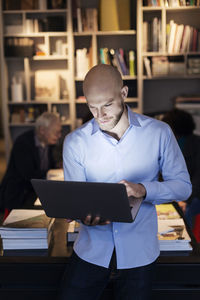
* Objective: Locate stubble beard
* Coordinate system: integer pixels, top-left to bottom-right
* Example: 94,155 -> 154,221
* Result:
97,103 -> 125,131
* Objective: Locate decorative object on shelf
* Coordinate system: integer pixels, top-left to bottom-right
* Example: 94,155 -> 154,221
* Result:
38,0 -> 47,10
75,48 -> 89,78
143,57 -> 152,77
188,57 -> 200,75
11,76 -> 23,102
5,38 -> 35,57
99,0 -> 130,31
35,70 -> 60,101
152,56 -> 169,77
129,50 -> 136,76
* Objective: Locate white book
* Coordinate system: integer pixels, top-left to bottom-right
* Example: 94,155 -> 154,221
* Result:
180,25 -> 191,52
168,21 -> 177,53
143,57 -> 152,77
173,24 -> 184,53
76,48 -> 89,78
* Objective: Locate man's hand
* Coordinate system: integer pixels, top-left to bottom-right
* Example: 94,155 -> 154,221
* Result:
82,215 -> 110,226
119,180 -> 146,203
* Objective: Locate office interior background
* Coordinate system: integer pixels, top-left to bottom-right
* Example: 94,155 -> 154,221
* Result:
0,0 -> 200,170
0,2 -> 200,300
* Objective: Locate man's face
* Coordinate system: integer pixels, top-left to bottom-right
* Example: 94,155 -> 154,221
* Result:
41,121 -> 62,145
87,86 -> 125,131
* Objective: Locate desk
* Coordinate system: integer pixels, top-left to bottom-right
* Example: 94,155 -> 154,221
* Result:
0,219 -> 200,300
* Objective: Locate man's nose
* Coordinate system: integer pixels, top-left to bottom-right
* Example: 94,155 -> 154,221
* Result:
97,108 -> 105,118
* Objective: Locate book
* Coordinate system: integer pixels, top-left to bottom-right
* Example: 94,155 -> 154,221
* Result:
76,48 -> 89,78
1,209 -> 54,255
143,22 -> 148,52
143,57 -> 152,77
156,204 -> 192,252
3,209 -> 53,228
156,203 -> 180,220
173,24 -> 184,53
168,21 -> 177,53
180,25 -> 191,52
129,51 -> 135,76
118,48 -> 129,75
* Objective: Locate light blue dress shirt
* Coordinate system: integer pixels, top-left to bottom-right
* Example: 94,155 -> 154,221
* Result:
63,107 -> 192,269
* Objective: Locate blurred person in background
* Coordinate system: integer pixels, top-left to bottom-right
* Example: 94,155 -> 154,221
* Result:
0,112 -> 62,217
162,108 -> 200,228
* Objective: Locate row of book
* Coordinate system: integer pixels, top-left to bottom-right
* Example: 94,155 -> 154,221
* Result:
144,0 -> 200,6
99,48 -> 136,76
0,209 -> 54,256
75,8 -> 98,33
143,18 -> 162,52
143,56 -> 200,77
167,21 -> 200,53
143,18 -> 200,53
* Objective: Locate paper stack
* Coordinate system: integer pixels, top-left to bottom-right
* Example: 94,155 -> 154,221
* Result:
0,209 -> 55,256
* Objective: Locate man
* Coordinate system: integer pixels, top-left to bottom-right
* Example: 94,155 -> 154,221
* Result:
60,65 -> 191,300
0,112 -> 61,213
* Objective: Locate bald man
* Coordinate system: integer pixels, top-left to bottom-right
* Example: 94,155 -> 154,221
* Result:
60,65 -> 191,300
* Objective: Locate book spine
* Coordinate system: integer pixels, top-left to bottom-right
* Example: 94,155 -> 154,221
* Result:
129,51 -> 135,76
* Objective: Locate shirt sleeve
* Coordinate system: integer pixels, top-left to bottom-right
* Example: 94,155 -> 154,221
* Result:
141,127 -> 192,205
63,133 -> 86,181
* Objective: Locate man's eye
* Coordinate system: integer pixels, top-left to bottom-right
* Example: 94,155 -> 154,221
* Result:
105,103 -> 112,107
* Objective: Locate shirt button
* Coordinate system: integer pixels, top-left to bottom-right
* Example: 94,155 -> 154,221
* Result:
115,230 -> 118,233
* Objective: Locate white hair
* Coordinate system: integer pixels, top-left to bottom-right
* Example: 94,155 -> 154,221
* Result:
35,112 -> 60,132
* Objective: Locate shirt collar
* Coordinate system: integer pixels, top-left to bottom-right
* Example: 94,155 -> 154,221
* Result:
91,105 -> 141,135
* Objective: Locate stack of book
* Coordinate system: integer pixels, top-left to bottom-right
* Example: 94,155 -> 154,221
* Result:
0,209 -> 55,256
156,203 -> 192,253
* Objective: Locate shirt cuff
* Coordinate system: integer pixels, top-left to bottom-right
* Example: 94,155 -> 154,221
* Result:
140,181 -> 158,204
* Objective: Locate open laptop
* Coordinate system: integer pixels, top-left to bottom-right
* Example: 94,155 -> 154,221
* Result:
31,179 -> 143,223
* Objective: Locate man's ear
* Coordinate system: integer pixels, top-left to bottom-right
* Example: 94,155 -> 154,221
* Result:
121,86 -> 128,100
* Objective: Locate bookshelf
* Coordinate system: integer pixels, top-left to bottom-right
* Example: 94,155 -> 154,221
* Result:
0,0 -> 75,159
138,0 -> 200,114
1,0 -> 200,159
72,0 -> 140,124
0,0 -> 141,160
